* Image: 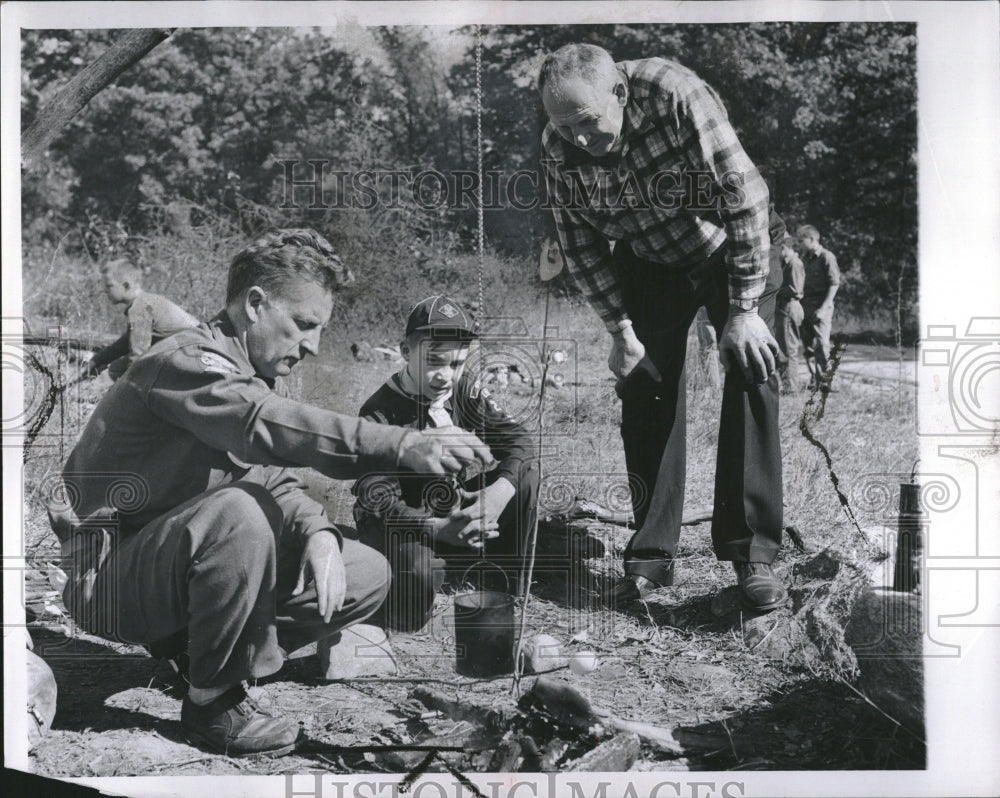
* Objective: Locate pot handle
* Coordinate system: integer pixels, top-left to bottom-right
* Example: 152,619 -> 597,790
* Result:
458,560 -> 510,594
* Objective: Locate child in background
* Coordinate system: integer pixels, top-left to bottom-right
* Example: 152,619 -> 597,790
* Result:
353,295 -> 538,632
83,258 -> 199,381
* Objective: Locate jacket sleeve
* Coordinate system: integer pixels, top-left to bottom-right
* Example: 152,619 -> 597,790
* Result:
352,398 -> 434,536
260,466 -> 343,547
88,332 -> 129,371
141,341 -> 411,480
660,79 -> 770,303
455,375 -> 536,486
127,299 -> 156,361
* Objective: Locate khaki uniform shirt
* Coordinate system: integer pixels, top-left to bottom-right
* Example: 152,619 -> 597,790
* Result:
49,313 -> 410,550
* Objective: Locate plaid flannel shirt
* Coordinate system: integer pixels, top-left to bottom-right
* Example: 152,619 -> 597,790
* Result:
542,58 -> 771,329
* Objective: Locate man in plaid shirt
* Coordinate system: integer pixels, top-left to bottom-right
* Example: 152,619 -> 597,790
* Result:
540,43 -> 786,612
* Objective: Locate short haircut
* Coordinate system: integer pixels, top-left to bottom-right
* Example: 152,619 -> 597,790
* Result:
796,225 -> 821,241
226,228 -> 354,304
100,258 -> 143,286
538,43 -> 619,100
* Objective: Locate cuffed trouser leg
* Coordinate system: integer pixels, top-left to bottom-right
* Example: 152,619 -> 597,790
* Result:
103,483 -> 286,688
615,243 -> 784,578
802,306 -> 834,380
813,307 -> 834,377
776,300 -> 803,390
483,459 -> 540,572
357,461 -> 538,632
616,245 -> 701,587
704,253 -> 784,564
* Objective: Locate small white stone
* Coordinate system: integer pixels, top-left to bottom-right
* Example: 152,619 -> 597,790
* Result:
569,650 -> 599,674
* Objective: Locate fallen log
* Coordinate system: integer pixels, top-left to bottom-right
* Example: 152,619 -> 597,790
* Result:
525,676 -> 683,755
526,676 -> 754,758
409,687 -> 512,733
551,499 -> 714,528
564,732 -> 641,772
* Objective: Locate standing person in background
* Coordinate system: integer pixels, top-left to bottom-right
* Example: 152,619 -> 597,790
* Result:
775,232 -> 806,393
539,43 -> 787,613
82,258 -> 200,381
796,225 -> 841,390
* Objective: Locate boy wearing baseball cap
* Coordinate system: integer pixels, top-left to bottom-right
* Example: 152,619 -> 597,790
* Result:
353,295 -> 538,632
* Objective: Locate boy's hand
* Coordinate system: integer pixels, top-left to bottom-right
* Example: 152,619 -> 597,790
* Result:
429,478 -> 514,549
430,512 -> 500,549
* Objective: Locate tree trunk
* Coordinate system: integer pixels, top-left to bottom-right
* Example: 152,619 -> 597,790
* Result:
22,28 -> 176,168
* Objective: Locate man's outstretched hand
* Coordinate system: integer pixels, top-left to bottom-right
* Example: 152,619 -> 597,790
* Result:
398,427 -> 495,476
719,310 -> 780,384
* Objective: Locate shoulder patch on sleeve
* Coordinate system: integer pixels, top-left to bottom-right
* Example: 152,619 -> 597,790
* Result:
200,351 -> 238,375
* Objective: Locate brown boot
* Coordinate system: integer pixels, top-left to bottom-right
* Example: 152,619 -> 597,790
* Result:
181,684 -> 300,757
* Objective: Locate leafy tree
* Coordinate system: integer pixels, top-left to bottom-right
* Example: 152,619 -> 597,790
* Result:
21,23 -> 916,333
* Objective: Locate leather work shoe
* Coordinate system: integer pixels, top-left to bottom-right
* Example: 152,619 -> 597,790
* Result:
601,574 -> 657,607
733,562 -> 788,612
181,684 -> 300,757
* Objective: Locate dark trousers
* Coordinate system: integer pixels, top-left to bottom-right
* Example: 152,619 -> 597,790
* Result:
802,303 -> 835,380
63,483 -> 390,688
616,243 -> 784,585
776,298 -> 804,391
359,462 -> 538,633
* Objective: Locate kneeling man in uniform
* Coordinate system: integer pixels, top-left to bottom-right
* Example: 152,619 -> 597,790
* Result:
48,229 -> 492,757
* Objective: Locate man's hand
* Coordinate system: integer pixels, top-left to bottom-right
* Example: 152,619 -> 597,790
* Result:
719,309 -> 780,384
398,427 -> 495,476
293,530 -> 346,623
608,324 -> 646,380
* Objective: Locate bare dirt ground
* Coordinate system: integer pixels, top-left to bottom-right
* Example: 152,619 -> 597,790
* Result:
18,321 -> 924,778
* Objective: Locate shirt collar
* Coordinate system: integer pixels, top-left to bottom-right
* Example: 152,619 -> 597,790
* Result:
211,310 -> 264,383
393,369 -> 454,409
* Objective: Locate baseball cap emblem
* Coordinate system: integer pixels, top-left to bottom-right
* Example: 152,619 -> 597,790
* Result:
405,294 -> 477,339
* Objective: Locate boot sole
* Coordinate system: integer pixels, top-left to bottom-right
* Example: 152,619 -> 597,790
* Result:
183,729 -> 299,758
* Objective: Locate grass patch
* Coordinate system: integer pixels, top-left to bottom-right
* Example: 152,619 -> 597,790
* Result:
19,231 -> 919,773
